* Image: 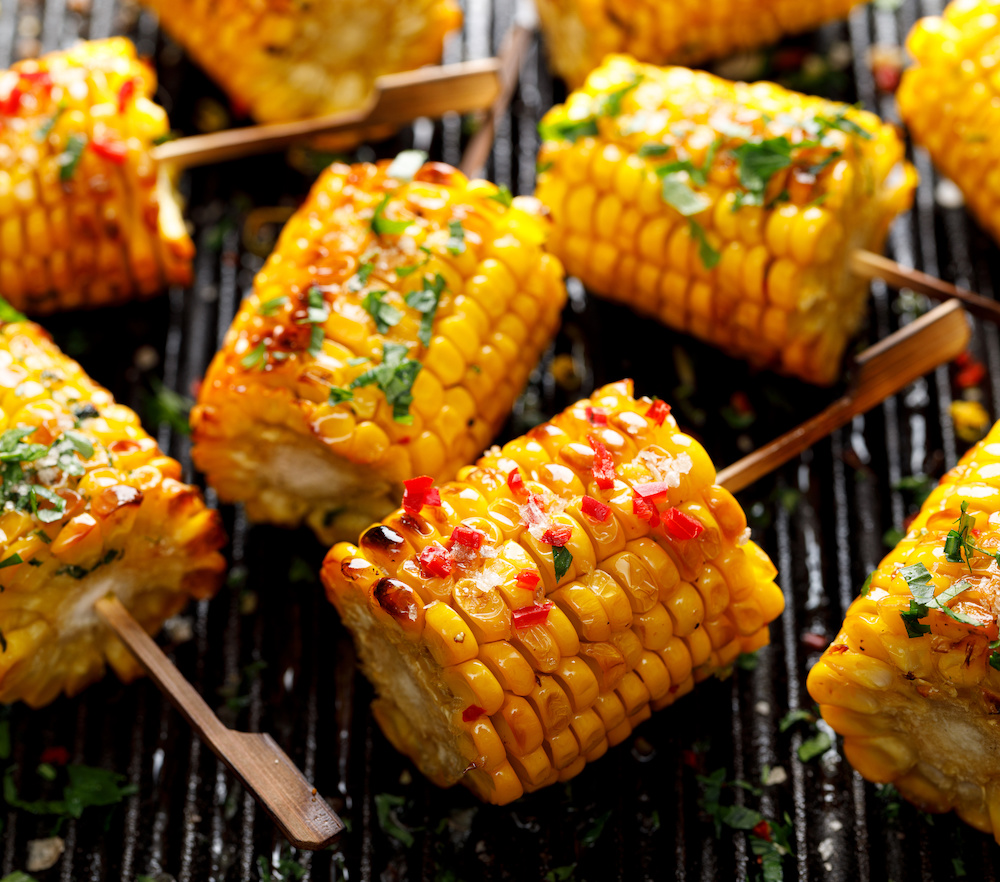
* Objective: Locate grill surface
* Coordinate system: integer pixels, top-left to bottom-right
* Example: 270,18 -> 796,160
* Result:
2,0 -> 997,879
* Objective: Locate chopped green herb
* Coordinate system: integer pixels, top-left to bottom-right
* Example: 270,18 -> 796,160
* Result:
580,809 -> 611,847
898,561 -> 982,636
348,261 -> 375,291
371,194 -> 411,237
446,220 -> 466,255
36,763 -> 57,782
944,500 -> 1000,571
0,296 -> 25,324
779,708 -> 816,732
328,387 -> 354,406
152,130 -> 180,146
374,792 -> 414,847
860,571 -> 875,597
798,732 -> 832,762
240,342 -> 268,371
659,171 -> 711,217
386,149 -> 428,183
288,556 -> 316,584
735,652 -> 759,671
688,221 -> 720,270
4,762 -> 137,821
350,343 -> 421,424
405,273 -> 446,347
295,286 -> 330,357
34,103 -> 66,142
347,357 -> 369,366
58,134 -> 88,181
256,851 -> 306,882
488,184 -> 514,208
544,866 -> 576,882
258,295 -> 288,316
552,545 -> 573,580
538,76 -> 641,143
812,108 -> 872,141
361,290 -> 403,334
0,554 -> 22,570
732,138 -> 794,206
0,873 -> 39,882
144,377 -> 193,436
638,143 -> 671,158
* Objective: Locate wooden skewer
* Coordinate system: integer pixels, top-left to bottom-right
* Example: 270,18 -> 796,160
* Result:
152,59 -> 502,171
717,298 -> 971,493
95,595 -> 343,851
852,249 -> 1000,325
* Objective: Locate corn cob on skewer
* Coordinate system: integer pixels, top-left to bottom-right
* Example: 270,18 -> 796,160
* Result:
141,0 -> 462,124
0,312 -> 226,708
536,56 -> 917,386
535,0 -> 870,87
323,380 -> 784,803
898,0 -> 1000,245
808,419 -> 1000,841
0,38 -> 194,314
191,158 -> 567,546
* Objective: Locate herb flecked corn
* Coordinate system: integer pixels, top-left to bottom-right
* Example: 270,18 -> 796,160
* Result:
324,381 -> 784,803
535,0 -> 870,87
898,0 -> 1000,245
536,56 -> 917,385
140,0 -> 462,124
0,38 -> 194,314
0,311 -> 226,708
808,419 -> 1000,842
191,157 -> 567,545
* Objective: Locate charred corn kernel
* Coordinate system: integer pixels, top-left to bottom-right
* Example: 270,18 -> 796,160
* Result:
537,56 -> 917,385
193,160 -> 567,545
0,39 -> 193,314
899,2 -> 1000,246
535,0 -> 867,86
809,417 -> 1000,843
140,0 -> 461,124
323,381 -> 782,802
0,315 -> 226,707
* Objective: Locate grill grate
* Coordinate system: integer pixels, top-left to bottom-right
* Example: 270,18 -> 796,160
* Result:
1,0 -> 997,879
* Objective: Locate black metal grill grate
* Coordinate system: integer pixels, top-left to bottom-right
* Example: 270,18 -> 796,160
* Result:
2,0 -> 997,879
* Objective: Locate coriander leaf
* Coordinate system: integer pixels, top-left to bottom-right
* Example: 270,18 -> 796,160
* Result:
350,343 -> 421,424
660,173 -> 711,217
538,118 -> 599,143
144,377 -> 193,436
990,649 -> 1000,672
797,731 -> 832,762
240,342 -> 268,371
732,138 -> 794,204
689,221 -> 720,270
58,134 -> 88,181
552,545 -> 573,580
62,430 -> 94,461
0,553 -> 22,570
778,708 -> 815,732
328,387 -> 353,406
719,804 -> 764,830
348,261 -> 375,291
814,109 -> 873,141
861,572 -> 874,597
374,792 -> 414,847
258,295 -> 288,315
361,290 -> 403,334
386,149 -> 427,183
405,273 -> 445,347
34,104 -> 65,142
638,143 -> 671,158
488,185 -> 513,208
371,194 -> 410,237
0,873 -> 39,882
899,563 -> 935,605
446,220 -> 466,255
735,652 -> 758,671
595,76 -> 642,117
0,296 -> 26,324
580,809 -> 611,847
62,764 -> 138,818
900,599 -> 931,638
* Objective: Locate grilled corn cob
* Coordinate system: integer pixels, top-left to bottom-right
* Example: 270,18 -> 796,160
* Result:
808,419 -> 1000,841
0,311 -> 226,708
191,158 -> 567,545
898,1 -> 1000,244
535,0 -> 870,87
0,38 -> 194,314
323,380 -> 784,803
141,0 -> 462,124
536,56 -> 917,385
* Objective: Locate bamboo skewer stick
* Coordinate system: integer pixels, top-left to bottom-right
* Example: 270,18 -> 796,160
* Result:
717,298 -> 971,493
95,595 -> 343,851
152,59 -> 502,171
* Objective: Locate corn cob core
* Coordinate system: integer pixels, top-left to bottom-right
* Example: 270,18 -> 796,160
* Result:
898,1 -> 1000,245
191,160 -> 567,545
807,419 -> 1000,842
535,0 -> 869,87
0,319 -> 226,708
141,0 -> 462,124
323,381 -> 784,803
536,56 -> 917,385
0,38 -> 193,314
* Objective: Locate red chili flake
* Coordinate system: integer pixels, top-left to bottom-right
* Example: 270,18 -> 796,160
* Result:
751,819 -> 772,842
512,601 -> 553,629
632,481 -> 672,501
118,78 -> 136,114
586,406 -> 608,426
418,544 -> 453,578
581,495 -> 611,523
956,351 -> 973,368
681,749 -> 702,771
633,492 -> 660,528
403,475 -> 441,514
801,632 -> 829,651
541,525 -> 572,547
462,705 -> 486,722
89,136 -> 128,164
451,524 -> 485,549
646,399 -> 671,426
829,644 -> 849,655
0,86 -> 22,116
515,570 -> 540,589
39,746 -> 69,766
20,71 -> 52,88
589,434 -> 616,489
507,467 -> 528,498
663,508 -> 704,541
957,361 -> 986,389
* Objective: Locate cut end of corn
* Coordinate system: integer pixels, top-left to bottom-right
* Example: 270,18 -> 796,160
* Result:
0,37 -> 194,314
536,55 -> 917,385
322,380 -> 784,803
808,417 -> 1000,842
535,0 -> 869,86
0,315 -> 226,708
191,158 -> 567,545
140,0 -> 462,124
899,0 -> 1000,245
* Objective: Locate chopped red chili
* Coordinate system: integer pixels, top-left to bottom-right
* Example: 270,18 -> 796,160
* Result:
89,136 -> 128,164
507,467 -> 528,497
633,492 -> 660,528
586,406 -> 607,426
581,495 -> 611,523
588,434 -> 616,489
462,705 -> 486,722
515,570 -> 540,589
118,78 -> 136,114
646,399 -> 671,426
418,544 -> 453,578
541,525 -> 572,546
20,71 -> 52,88
751,819 -> 772,841
0,86 -> 22,116
451,524 -> 485,549
957,361 -> 986,389
402,474 -> 441,513
662,508 -> 704,540
39,746 -> 69,766
632,481 -> 672,501
512,601 -> 553,629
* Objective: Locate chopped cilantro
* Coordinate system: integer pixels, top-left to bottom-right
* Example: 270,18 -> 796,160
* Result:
0,296 -> 25,324
860,571 -> 875,597
797,731 -> 832,762
544,866 -> 576,882
349,343 -> 421,424
944,500 -> 1000,571
240,342 -> 268,370
34,103 -> 65,142
732,138 -> 794,206
659,171 -> 711,217
580,809 -> 611,847
405,273 -> 446,347
989,639 -> 1000,671
0,554 -> 22,570
288,556 -> 316,584
58,134 -> 88,181
811,108 -> 873,141
296,286 -> 330,357
258,295 -> 288,316
446,220 -> 466,255
256,851 -> 306,882
144,377 -> 192,436
371,194 -> 410,237
328,387 -> 354,406
552,545 -> 573,580
897,561 -> 981,636
361,290 -> 403,334
348,261 -> 375,291
638,143 -> 671,158
538,76 -> 641,144
347,357 -> 369,366
778,708 -> 815,732
735,652 -> 759,671
0,873 -> 39,882
488,184 -> 513,208
3,762 -> 137,821
374,792 -> 414,847
688,221 -> 720,270
385,149 -> 428,183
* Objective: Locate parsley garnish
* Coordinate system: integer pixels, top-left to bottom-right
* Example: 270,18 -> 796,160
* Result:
860,571 -> 875,597
240,342 -> 267,370
385,149 -> 427,183
405,273 -> 446,347
297,286 -> 330,356
328,387 -> 354,406
349,343 -> 421,424
810,108 -> 872,141
552,545 -> 573,580
658,168 -> 711,217
58,134 -> 88,181
258,295 -> 288,316
446,220 -> 466,255
488,185 -> 513,208
3,762 -> 137,822
0,428 -> 95,525
538,76 -> 642,143
798,732 -> 832,762
944,500 -> 1000,571
371,194 -> 410,237
348,261 -> 375,291
732,138 -> 794,206
361,290 -> 403,334
688,221 -> 720,270
897,562 -> 982,637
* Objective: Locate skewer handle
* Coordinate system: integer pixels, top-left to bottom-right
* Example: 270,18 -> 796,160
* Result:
717,298 -> 971,493
95,595 -> 343,850
152,59 -> 502,171
851,249 -> 1000,325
